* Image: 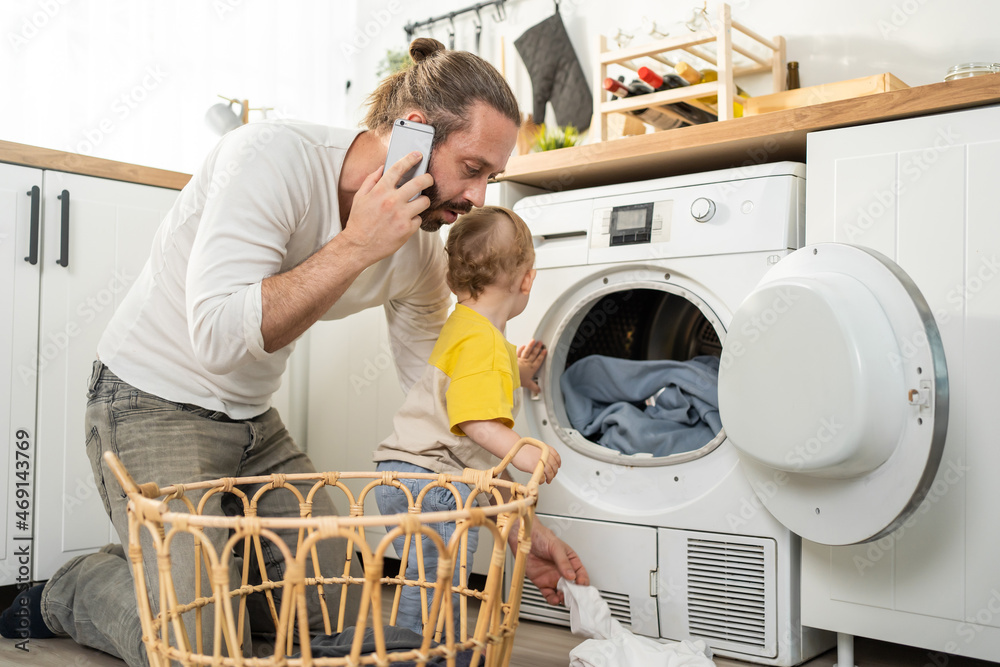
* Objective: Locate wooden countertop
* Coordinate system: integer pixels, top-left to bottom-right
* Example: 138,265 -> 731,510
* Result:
497,74 -> 1000,191
0,140 -> 191,190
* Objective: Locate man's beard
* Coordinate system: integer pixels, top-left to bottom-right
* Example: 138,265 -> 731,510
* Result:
419,182 -> 473,231
418,172 -> 472,231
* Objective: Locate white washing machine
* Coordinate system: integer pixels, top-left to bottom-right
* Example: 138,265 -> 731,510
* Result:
506,162 -> 833,666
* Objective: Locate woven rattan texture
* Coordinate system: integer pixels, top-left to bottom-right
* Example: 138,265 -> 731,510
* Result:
104,438 -> 552,667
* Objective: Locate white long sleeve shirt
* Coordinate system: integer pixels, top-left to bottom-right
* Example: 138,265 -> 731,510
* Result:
98,120 -> 450,419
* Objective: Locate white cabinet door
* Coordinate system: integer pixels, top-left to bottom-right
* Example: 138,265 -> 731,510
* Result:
33,171 -> 178,579
0,164 -> 43,586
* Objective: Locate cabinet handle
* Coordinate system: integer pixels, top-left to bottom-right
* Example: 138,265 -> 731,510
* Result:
56,189 -> 70,268
24,186 -> 40,265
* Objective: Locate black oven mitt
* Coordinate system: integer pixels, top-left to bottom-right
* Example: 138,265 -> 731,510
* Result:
514,13 -> 592,131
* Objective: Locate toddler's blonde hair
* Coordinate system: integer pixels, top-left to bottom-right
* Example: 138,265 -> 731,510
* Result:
445,206 -> 534,300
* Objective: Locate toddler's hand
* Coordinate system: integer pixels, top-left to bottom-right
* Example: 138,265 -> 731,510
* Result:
513,443 -> 561,484
517,339 -> 547,395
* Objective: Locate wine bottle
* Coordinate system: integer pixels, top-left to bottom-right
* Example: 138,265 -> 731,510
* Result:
787,61 -> 800,90
673,61 -> 749,118
636,66 -> 717,125
604,78 -> 684,131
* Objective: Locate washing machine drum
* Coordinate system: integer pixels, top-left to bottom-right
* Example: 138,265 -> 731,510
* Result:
557,288 -> 725,459
540,277 -> 730,471
718,244 -> 948,546
562,288 -> 722,369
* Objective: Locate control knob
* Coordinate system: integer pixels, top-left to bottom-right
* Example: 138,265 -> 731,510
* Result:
691,197 -> 717,223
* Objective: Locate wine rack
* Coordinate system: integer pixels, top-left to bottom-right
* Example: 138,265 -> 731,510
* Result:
594,3 -> 786,141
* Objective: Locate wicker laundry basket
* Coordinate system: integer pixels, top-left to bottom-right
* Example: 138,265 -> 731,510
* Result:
104,438 -> 552,667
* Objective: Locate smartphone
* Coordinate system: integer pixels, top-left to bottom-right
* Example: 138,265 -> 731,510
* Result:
383,119 -> 435,201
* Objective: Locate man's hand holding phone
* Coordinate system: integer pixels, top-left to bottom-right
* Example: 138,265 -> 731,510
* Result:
342,151 -> 433,264
342,119 -> 436,265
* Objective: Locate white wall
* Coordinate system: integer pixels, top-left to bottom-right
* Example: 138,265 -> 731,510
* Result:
7,1 -> 994,174
1,0 -> 355,174
345,0 -> 1000,135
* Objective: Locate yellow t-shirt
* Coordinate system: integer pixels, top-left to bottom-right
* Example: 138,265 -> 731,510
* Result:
373,304 -> 521,475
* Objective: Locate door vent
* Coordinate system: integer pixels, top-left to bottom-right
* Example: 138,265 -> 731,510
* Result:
686,538 -> 768,648
518,579 -> 633,628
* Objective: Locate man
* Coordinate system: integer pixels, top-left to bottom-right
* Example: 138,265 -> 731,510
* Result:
0,38 -> 587,665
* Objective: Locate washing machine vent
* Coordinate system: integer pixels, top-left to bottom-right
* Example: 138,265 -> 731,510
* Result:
517,580 -> 633,629
685,538 -> 770,650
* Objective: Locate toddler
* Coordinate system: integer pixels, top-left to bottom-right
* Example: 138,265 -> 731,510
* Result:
373,205 -> 559,635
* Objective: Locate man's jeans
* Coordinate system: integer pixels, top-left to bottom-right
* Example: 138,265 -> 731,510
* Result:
374,460 -> 479,636
41,360 -> 362,666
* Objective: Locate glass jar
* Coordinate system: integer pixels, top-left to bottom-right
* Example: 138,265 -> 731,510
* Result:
944,62 -> 1000,82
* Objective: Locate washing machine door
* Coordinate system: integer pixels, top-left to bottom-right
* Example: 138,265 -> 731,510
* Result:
718,243 -> 948,546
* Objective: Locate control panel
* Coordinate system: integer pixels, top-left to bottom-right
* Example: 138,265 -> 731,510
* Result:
591,200 -> 671,248
515,163 -> 805,268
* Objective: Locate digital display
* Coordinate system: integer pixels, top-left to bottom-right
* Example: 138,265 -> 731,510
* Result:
608,203 -> 655,246
615,208 -> 647,230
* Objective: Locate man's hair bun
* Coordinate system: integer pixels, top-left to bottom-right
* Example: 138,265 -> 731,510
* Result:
409,37 -> 447,63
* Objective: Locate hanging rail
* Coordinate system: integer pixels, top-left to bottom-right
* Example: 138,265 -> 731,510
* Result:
404,0 -> 507,41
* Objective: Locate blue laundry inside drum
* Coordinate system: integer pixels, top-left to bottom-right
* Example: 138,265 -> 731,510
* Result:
559,289 -> 723,457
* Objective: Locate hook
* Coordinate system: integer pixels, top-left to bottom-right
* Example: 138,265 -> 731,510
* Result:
473,7 -> 483,54
493,0 -> 506,22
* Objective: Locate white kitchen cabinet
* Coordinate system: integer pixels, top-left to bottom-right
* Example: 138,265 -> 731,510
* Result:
1,164 -> 44,586
0,166 -> 179,582
794,105 -> 1000,661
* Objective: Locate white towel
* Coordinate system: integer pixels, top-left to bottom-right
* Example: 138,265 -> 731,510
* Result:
557,578 -> 716,667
